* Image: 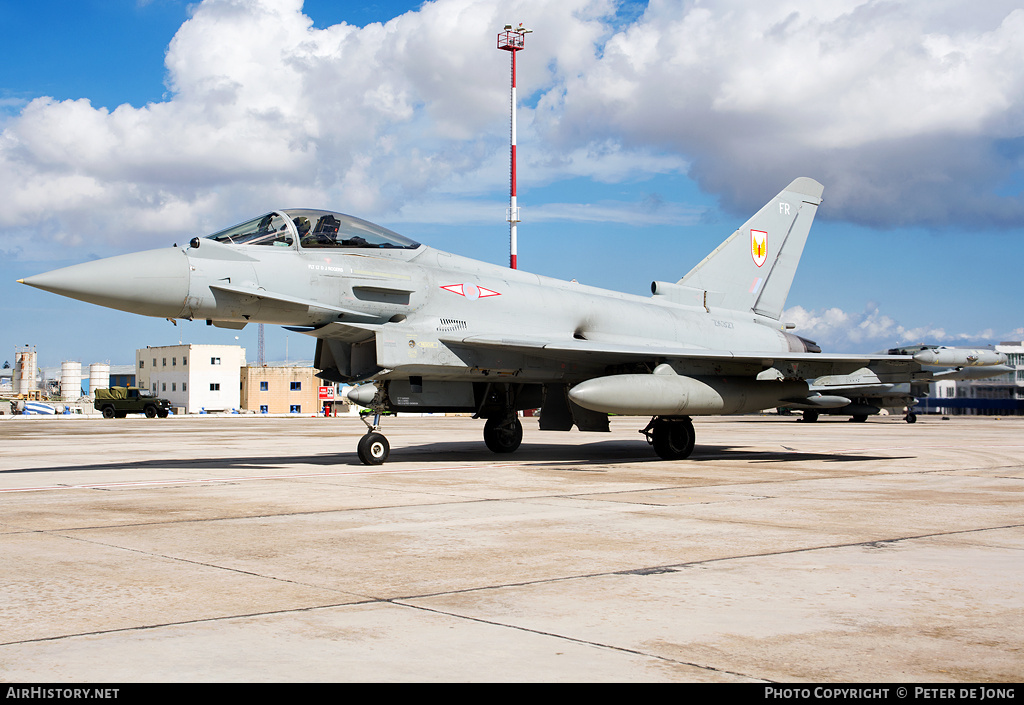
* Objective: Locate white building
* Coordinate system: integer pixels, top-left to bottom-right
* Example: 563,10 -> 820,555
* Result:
136,344 -> 246,413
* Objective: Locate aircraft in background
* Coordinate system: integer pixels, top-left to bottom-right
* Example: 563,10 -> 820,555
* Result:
796,345 -> 1012,423
20,177 -> 1007,464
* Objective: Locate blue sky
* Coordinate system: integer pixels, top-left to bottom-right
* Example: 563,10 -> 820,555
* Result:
2,0 -> 1022,368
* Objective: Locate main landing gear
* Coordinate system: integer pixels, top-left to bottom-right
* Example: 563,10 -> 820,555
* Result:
478,383 -> 524,454
641,415 -> 695,460
483,415 -> 523,453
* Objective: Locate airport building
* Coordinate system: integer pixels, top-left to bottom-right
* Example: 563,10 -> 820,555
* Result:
136,344 -> 246,414
240,366 -> 321,415
920,341 -> 1024,416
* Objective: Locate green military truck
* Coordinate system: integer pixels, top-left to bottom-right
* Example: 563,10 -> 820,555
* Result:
94,387 -> 172,418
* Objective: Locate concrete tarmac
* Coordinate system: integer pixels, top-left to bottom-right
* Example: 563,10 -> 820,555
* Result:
1,413 -> 1022,682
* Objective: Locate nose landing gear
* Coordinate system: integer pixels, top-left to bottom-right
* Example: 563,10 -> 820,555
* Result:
357,429 -> 390,465
356,381 -> 393,466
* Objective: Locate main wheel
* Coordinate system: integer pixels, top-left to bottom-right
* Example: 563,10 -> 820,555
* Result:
483,416 -> 523,454
905,412 -> 917,424
651,417 -> 695,460
102,406 -> 115,419
144,405 -> 157,418
802,410 -> 819,423
357,432 -> 390,465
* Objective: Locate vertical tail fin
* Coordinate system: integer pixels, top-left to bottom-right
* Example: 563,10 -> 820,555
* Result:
678,177 -> 824,320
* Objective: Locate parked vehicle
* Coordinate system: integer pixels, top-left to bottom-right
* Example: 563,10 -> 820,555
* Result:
94,387 -> 171,418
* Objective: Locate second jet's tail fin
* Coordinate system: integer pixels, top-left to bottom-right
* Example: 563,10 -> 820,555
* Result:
677,177 -> 824,320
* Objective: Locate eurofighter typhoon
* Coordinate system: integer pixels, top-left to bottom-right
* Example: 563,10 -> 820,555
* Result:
20,178 -> 1006,464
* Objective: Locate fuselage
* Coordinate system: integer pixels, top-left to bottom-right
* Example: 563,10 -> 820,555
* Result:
21,208 -> 802,386
179,221 -> 800,384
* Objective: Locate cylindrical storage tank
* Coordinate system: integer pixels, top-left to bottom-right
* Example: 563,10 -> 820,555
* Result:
89,363 -> 110,398
14,349 -> 37,395
61,361 -> 82,402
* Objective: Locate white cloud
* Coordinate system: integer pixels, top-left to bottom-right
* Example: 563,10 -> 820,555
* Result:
1,0 -> 1023,257
784,303 -> 1005,352
542,0 -> 1024,227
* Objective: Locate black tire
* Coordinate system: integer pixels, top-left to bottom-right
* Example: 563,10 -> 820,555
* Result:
483,416 -> 523,454
803,410 -> 819,423
851,414 -> 868,422
357,432 -> 390,465
905,413 -> 917,424
102,406 -> 115,419
651,417 -> 695,460
144,405 -> 157,418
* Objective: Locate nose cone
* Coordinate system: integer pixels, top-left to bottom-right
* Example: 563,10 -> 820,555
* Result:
20,247 -> 190,319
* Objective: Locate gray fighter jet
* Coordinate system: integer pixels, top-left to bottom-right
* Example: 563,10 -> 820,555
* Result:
20,178 -> 1007,464
799,345 -> 1013,423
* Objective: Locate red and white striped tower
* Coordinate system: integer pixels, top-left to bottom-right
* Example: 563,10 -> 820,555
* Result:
497,24 -> 530,269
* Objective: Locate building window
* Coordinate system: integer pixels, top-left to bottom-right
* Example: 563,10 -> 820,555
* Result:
182,382 -> 187,392
260,405 -> 268,414
172,383 -> 176,392
162,382 -> 166,391
260,381 -> 269,391
290,405 -> 301,413
290,381 -> 302,391
153,358 -> 157,367
139,360 -> 144,369
211,357 -> 221,365
162,358 -> 167,367
210,383 -> 220,391
152,383 -> 157,393
183,357 -> 187,366
172,357 -> 176,366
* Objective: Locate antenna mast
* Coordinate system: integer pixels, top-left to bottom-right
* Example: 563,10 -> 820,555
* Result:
497,23 -> 531,269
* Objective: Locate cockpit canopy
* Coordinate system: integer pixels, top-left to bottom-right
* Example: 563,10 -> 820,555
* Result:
205,209 -> 420,250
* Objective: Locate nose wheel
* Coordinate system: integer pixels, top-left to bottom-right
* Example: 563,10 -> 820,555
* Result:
357,431 -> 390,465
357,405 -> 391,465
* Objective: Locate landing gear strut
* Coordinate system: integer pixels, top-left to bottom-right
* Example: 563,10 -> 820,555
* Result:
642,416 -> 695,460
355,381 -> 392,466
